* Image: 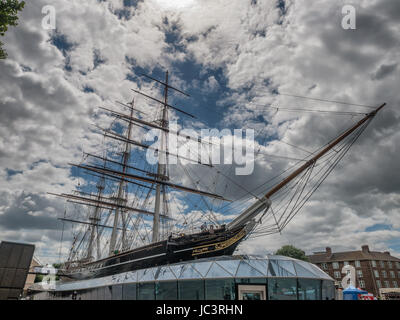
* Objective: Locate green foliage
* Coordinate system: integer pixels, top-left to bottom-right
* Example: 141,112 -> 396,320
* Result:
52,263 -> 61,280
275,245 -> 310,262
0,40 -> 6,59
0,0 -> 25,59
34,274 -> 43,283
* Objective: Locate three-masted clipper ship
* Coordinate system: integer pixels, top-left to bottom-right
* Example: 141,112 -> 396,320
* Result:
50,71 -> 386,280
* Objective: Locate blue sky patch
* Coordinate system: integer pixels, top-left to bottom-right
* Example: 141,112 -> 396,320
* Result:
5,168 -> 23,180
84,86 -> 95,93
50,32 -> 74,56
365,223 -> 393,232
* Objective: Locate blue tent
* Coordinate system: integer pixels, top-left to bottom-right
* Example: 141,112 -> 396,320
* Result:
342,286 -> 368,300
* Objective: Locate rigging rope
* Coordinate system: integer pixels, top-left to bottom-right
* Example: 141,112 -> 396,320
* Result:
278,93 -> 377,109
249,117 -> 373,239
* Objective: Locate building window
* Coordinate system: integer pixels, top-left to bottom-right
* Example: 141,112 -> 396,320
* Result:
376,280 -> 382,288
380,261 -> 385,268
388,261 -> 393,269
79,289 -> 91,300
358,280 -> 365,288
137,282 -> 154,300
322,280 -> 335,300
332,262 -> 339,269
374,270 -> 379,278
390,271 -> 395,278
334,271 -> 341,279
205,279 -> 235,300
396,262 -> 400,269
298,279 -> 322,300
178,280 -> 204,300
382,271 -> 387,278
268,278 -> 297,300
112,285 -> 123,300
355,261 -> 361,268
105,286 -> 112,300
95,287 -> 105,300
236,278 -> 267,285
123,283 -> 137,300
371,260 -> 377,267
343,261 -> 349,266
384,281 -> 390,288
357,270 -> 363,278
393,281 -> 398,288
155,281 -> 178,300
398,271 -> 400,278
320,263 -> 328,270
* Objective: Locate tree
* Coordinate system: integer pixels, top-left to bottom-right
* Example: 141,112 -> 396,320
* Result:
0,0 -> 25,59
275,245 -> 310,262
52,263 -> 61,281
52,263 -> 61,269
34,274 -> 43,283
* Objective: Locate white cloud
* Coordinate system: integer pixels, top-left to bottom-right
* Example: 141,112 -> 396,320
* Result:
1,0 -> 399,263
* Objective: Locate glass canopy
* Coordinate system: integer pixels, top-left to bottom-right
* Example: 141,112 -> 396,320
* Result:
33,255 -> 333,292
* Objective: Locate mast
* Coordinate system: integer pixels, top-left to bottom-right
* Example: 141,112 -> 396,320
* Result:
152,71 -> 169,243
109,98 -> 135,255
86,177 -> 104,260
51,71 -> 229,262
227,103 -> 386,230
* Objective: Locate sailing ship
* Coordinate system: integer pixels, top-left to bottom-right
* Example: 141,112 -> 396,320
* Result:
50,72 -> 386,280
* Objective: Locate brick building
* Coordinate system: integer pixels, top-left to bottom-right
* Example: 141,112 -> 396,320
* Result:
23,258 -> 40,296
307,245 -> 400,297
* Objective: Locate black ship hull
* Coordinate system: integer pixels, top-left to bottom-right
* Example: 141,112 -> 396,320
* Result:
65,226 -> 247,280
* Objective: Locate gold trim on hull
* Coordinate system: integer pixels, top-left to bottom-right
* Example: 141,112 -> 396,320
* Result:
191,229 -> 246,256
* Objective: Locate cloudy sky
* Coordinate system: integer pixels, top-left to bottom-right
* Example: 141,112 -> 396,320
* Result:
0,0 -> 399,263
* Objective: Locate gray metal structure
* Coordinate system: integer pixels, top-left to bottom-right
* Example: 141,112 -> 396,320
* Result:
29,255 -> 334,300
0,241 -> 35,300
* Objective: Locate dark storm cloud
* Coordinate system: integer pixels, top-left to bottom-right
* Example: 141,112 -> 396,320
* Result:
373,0 -> 400,20
302,4 -> 400,74
0,192 -> 63,231
371,63 -> 398,80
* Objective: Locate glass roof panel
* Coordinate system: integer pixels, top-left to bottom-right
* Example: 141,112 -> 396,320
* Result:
191,261 -> 213,277
236,261 -> 265,277
179,264 -> 202,279
206,262 -> 231,278
293,261 -> 318,278
246,259 -> 268,276
170,264 -> 185,278
267,260 -> 280,276
156,266 -> 177,281
54,256 -> 335,292
304,262 -> 332,279
267,254 -> 294,260
119,271 -> 137,283
137,267 -> 156,282
277,260 -> 296,277
214,260 -> 240,276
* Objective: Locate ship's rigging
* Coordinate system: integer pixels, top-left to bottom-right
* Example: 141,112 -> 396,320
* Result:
54,72 -> 232,266
50,72 -> 386,272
